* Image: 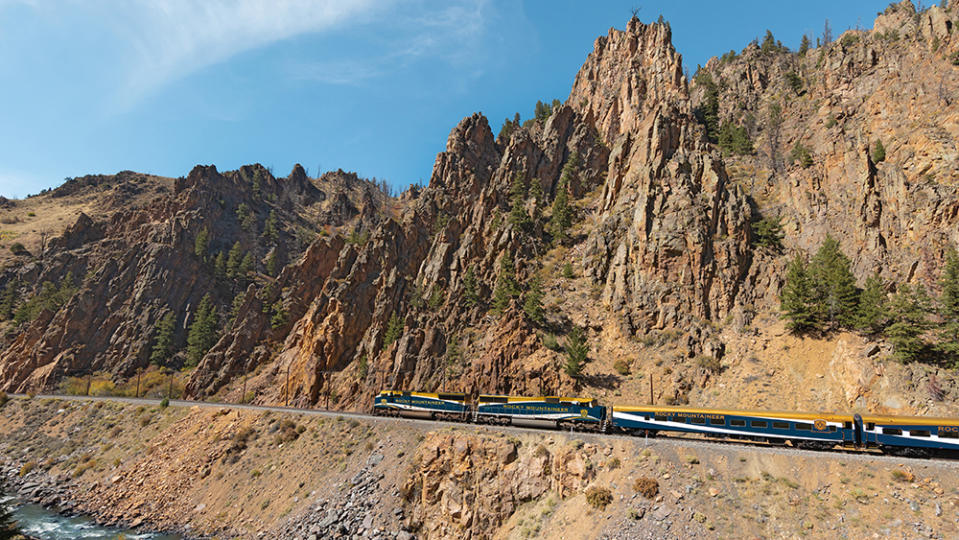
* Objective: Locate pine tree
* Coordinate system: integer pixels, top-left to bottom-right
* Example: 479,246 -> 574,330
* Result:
936,247 -> 959,365
213,250 -> 227,280
522,277 -> 544,325
186,294 -> 219,367
695,73 -> 721,143
492,252 -> 520,313
780,253 -> 817,332
382,312 -> 404,350
226,242 -> 243,279
462,265 -> 480,307
239,252 -> 254,278
549,153 -> 578,244
266,250 -> 280,277
529,178 -> 544,223
799,34 -> 811,56
194,227 -> 210,259
150,311 -> 177,365
871,139 -> 886,163
0,280 -> 18,321
885,284 -> 933,363
856,273 -> 890,334
760,30 -> 777,53
263,210 -> 279,242
563,326 -> 589,379
508,173 -> 530,229
228,291 -> 246,328
809,235 -> 859,329
236,203 -> 256,232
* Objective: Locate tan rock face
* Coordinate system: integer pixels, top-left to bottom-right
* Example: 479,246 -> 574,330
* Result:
403,433 -> 594,539
571,19 -> 753,333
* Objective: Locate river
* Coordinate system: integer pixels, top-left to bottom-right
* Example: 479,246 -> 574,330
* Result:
3,496 -> 181,540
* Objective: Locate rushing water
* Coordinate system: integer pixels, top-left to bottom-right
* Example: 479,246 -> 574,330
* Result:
3,496 -> 181,540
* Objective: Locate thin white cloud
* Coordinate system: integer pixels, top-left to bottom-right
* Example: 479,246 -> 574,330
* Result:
82,0 -> 385,107
288,0 -> 491,86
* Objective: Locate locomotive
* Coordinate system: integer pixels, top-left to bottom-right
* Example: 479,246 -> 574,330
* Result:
373,390 -> 959,456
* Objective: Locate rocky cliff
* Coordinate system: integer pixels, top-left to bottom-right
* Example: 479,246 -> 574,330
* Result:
1,2 -> 959,417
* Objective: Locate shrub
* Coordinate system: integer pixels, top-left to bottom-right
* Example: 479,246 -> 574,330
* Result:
606,457 -> 621,470
633,477 -> 659,498
159,397 -> 169,408
542,333 -> 561,351
9,242 -> 27,256
952,51 -> 959,66
562,262 -> 574,279
891,469 -> 914,483
751,217 -> 784,251
19,461 -> 36,477
871,139 -> 886,163
697,355 -> 722,373
790,142 -> 813,168
26,212 -> 35,217
274,419 -> 301,445
613,359 -> 630,376
585,486 -> 613,510
0,391 -> 7,407
825,116 -> 837,128
563,326 -> 589,379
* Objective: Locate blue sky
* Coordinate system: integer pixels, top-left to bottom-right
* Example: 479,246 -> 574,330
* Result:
0,0 -> 892,198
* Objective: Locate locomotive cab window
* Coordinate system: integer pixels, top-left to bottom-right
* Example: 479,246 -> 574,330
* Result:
730,419 -> 746,427
883,428 -> 902,435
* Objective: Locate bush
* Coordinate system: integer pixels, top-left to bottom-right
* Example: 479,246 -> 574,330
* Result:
9,242 -> 27,256
585,486 -> 613,510
871,139 -> 886,163
159,397 -> 169,408
891,469 -> 914,483
952,51 -> 959,66
613,359 -> 630,376
0,391 -> 7,407
697,356 -> 722,373
634,477 -> 659,498
790,142 -> 813,168
562,262 -> 574,279
19,461 -> 36,477
542,333 -> 561,351
751,217 -> 784,251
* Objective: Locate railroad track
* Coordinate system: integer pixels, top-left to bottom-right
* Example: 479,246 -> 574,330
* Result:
7,393 -> 959,468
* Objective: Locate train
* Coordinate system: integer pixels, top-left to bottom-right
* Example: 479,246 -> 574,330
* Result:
372,390 -> 959,456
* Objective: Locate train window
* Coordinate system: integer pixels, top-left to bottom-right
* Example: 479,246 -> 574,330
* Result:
940,430 -> 959,439
545,397 -> 559,404
773,422 -> 789,429
709,418 -> 725,426
730,419 -> 746,427
883,428 -> 902,435
866,423 -> 875,430
828,426 -> 837,432
691,417 -> 705,424
751,420 -> 767,428
795,423 -> 811,431
910,430 -> 930,437
654,415 -> 669,422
